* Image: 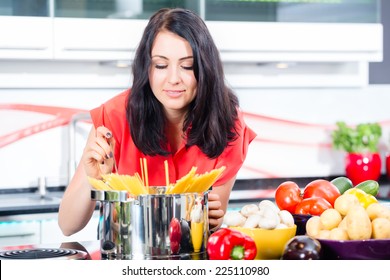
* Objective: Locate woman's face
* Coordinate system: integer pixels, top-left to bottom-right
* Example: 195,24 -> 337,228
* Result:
149,30 -> 197,115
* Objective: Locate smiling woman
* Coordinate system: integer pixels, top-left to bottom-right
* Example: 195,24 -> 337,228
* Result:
58,7 -> 256,237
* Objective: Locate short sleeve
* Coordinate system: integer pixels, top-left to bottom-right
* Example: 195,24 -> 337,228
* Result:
89,89 -> 130,139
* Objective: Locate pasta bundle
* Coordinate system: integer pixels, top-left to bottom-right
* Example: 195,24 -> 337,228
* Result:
166,166 -> 226,194
88,165 -> 226,195
88,173 -> 147,195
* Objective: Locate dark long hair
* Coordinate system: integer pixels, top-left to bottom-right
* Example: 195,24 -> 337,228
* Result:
127,8 -> 239,158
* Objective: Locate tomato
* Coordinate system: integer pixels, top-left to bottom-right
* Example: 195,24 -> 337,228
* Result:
294,197 -> 332,215
302,179 -> 341,207
169,218 -> 181,254
275,181 -> 302,213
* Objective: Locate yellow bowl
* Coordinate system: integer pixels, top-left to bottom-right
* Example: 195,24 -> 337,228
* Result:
231,225 -> 297,260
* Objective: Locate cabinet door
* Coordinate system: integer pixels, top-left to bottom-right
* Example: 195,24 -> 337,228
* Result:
204,0 -> 379,23
0,220 -> 41,247
53,18 -> 146,60
0,16 -> 53,59
40,212 -> 100,244
53,0 -> 200,19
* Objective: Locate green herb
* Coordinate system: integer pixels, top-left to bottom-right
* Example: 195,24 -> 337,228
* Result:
331,121 -> 382,153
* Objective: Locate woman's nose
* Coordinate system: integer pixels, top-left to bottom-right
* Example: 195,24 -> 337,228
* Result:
167,66 -> 181,84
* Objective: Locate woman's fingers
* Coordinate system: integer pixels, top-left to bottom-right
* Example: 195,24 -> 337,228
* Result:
208,193 -> 224,230
83,126 -> 116,178
92,126 -> 114,159
95,137 -> 113,160
96,126 -> 113,139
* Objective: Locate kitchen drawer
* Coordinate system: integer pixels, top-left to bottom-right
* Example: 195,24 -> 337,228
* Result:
0,16 -> 53,59
0,220 -> 41,247
40,211 -> 100,244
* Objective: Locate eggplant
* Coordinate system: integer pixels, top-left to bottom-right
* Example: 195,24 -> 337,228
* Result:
179,219 -> 193,253
281,235 -> 321,260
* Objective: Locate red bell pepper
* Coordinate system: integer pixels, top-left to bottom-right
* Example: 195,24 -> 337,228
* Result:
207,228 -> 257,260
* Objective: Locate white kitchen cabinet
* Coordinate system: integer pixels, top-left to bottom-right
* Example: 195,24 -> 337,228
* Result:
0,0 -> 382,62
53,18 -> 146,61
208,21 -> 383,63
52,18 -> 383,63
0,219 -> 41,247
0,212 -> 99,247
40,211 -> 100,244
0,0 -> 383,88
0,16 -> 53,60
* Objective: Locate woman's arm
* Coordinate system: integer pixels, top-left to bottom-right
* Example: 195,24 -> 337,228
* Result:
58,160 -> 96,236
208,176 -> 236,231
58,126 -> 114,236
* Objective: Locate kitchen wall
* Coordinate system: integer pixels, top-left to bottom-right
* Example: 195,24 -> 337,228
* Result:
1,79 -> 390,189
0,1 -> 389,189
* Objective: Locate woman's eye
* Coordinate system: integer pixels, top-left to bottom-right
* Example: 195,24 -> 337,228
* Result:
155,64 -> 167,69
182,65 -> 193,70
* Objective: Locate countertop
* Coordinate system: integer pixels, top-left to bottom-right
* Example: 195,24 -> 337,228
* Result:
1,233 -> 389,260
1,176 -> 390,218
1,175 -> 390,260
0,189 -> 65,217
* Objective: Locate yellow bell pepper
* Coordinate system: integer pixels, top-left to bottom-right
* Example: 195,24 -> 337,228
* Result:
191,221 -> 204,253
344,188 -> 378,208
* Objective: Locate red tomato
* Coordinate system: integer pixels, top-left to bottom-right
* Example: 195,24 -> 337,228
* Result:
275,181 -> 302,213
294,197 -> 332,216
169,218 -> 181,254
302,179 -> 340,207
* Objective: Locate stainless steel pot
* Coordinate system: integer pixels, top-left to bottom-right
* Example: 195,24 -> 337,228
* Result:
91,188 -> 209,260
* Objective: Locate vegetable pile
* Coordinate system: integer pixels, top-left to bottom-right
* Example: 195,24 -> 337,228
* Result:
305,190 -> 390,240
274,177 -> 381,217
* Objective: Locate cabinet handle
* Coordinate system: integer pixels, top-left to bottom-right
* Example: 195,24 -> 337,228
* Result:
0,233 -> 36,238
0,47 -> 48,50
62,47 -> 133,52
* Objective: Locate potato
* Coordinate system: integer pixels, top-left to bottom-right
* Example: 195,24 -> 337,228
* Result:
329,228 -> 349,241
317,229 -> 331,239
371,218 -> 390,239
334,194 -> 360,216
320,209 -> 342,230
366,203 -> 390,221
337,216 -> 348,231
306,216 -> 322,238
346,205 -> 372,240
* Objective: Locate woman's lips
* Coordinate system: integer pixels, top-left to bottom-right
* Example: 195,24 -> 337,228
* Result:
164,90 -> 185,97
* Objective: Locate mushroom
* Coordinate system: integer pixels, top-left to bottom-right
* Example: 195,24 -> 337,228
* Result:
240,204 -> 260,217
223,211 -> 246,227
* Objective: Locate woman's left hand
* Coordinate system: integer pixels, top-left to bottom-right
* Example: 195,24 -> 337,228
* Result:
208,192 -> 224,231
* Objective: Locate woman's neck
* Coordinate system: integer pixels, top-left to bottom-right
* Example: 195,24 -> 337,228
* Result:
165,110 -> 186,154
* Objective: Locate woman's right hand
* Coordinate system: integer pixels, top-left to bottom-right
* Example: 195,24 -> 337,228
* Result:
82,126 -> 116,179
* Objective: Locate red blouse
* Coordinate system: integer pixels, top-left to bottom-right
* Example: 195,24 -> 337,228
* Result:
90,89 -> 256,187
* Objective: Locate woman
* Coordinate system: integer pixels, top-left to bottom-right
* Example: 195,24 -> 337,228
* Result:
58,8 -> 256,236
